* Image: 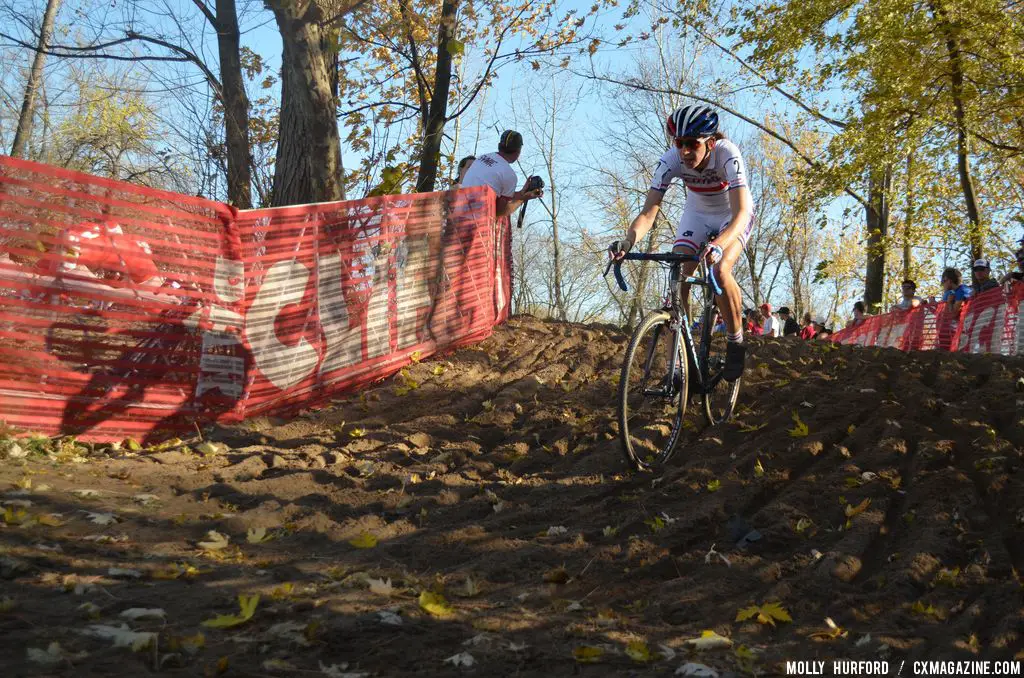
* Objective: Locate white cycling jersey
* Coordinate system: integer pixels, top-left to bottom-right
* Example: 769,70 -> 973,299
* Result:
650,138 -> 749,214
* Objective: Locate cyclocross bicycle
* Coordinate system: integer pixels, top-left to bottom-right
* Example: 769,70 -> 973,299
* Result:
606,251 -> 741,471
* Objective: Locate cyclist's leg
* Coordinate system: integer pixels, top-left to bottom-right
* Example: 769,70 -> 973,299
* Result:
712,215 -> 752,380
671,212 -> 708,314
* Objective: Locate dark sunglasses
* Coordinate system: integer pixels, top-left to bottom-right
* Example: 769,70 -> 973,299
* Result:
673,137 -> 705,150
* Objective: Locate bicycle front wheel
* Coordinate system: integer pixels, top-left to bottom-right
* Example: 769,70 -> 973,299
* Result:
618,311 -> 688,471
699,303 -> 741,426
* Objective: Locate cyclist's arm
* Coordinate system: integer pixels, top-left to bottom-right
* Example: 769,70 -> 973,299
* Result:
624,189 -> 664,249
715,186 -> 753,247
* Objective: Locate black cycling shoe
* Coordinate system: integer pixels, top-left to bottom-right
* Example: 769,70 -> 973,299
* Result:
724,341 -> 746,382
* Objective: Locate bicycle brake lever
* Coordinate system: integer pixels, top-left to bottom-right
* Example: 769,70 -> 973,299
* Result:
602,258 -> 629,292
707,264 -> 723,296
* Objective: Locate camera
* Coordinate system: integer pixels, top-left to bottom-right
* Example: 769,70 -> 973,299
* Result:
524,175 -> 545,193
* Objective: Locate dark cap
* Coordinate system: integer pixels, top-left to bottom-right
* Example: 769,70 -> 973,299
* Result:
499,130 -> 523,153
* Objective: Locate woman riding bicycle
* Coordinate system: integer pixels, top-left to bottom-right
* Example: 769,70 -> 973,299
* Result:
609,104 -> 754,381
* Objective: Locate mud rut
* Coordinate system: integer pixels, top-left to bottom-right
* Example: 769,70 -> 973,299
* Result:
1,315 -> 1022,676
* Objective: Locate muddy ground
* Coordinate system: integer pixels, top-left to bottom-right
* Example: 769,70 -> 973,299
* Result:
1,314 -> 1022,677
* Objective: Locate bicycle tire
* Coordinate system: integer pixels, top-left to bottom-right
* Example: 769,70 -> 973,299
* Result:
618,311 -> 688,471
699,299 -> 741,426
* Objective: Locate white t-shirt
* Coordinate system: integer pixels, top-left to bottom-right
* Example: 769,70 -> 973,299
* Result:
650,139 -> 748,214
461,152 -> 517,198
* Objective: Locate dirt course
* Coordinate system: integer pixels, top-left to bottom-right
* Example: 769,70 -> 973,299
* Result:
1,314 -> 1022,677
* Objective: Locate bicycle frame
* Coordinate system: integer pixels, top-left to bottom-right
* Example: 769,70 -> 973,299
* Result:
608,252 -> 723,397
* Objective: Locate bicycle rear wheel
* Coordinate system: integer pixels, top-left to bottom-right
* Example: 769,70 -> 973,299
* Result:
699,300 -> 740,426
618,311 -> 688,471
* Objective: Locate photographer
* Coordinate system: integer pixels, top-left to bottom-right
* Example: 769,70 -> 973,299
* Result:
461,130 -> 543,217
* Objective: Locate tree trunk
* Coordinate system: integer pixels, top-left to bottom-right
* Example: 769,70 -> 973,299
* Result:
903,151 -> 914,282
215,0 -> 252,209
10,0 -> 61,158
931,0 -> 984,260
266,0 -> 345,206
415,0 -> 458,193
863,165 -> 891,312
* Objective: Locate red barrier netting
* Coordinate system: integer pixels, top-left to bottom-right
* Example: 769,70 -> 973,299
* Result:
0,155 -> 506,442
831,282 -> 1024,356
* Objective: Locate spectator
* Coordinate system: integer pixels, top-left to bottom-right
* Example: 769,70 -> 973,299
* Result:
460,130 -> 543,217
812,317 -> 829,338
941,267 -> 971,315
452,156 -> 475,189
799,311 -> 816,339
999,248 -> 1024,285
749,308 -> 765,336
846,301 -> 868,328
894,280 -> 923,310
743,308 -> 756,335
778,306 -> 800,336
971,258 -> 1000,295
759,303 -> 779,337
816,325 -> 833,341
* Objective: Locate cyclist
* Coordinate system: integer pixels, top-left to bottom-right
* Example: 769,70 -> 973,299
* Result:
609,104 -> 754,381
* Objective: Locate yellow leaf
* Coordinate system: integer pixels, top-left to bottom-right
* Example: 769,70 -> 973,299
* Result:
37,514 -> 63,527
410,350 -> 422,363
625,640 -> 653,662
739,422 -> 767,433
845,498 -> 871,517
201,594 -> 260,628
198,530 -> 229,551
432,365 -> 446,376
645,516 -> 665,532
736,601 -> 792,626
246,527 -> 274,544
754,458 -> 765,477
573,645 -> 604,662
348,532 -> 378,548
795,518 -> 813,533
847,424 -> 856,435
683,630 -> 733,649
707,479 -> 721,492
3,507 -> 27,525
418,590 -> 454,618
348,428 -> 366,438
788,411 -> 809,437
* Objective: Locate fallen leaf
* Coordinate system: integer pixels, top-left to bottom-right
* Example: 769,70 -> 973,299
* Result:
367,577 -> 394,596
78,602 -> 101,619
602,525 -> 618,537
132,493 -> 160,505
677,662 -> 720,677
845,498 -> 871,517
27,642 -> 89,666
201,594 -> 260,628
263,658 -> 298,672
84,511 -> 118,525
706,479 -> 721,492
736,601 -> 792,626
72,489 -> 103,499
658,643 -> 676,661
348,532 -> 378,549
377,610 -> 402,626
546,525 -> 568,536
444,651 -> 476,667
625,640 -> 653,662
682,630 -> 733,650
320,660 -> 370,678
419,590 -> 455,618
543,566 -> 569,584
573,645 -> 605,663
348,428 -> 366,438
246,527 -> 274,544
788,411 -> 809,438
119,608 -> 166,621
37,513 -> 63,526
198,530 -> 230,551
754,458 -> 765,477
107,567 -> 142,579
81,623 -> 156,651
